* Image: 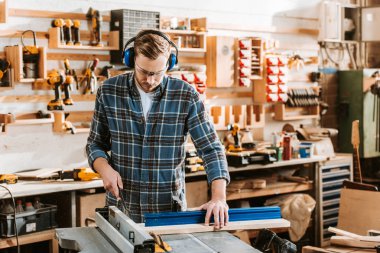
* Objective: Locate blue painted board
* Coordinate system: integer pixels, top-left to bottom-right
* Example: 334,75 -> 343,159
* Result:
144,206 -> 281,227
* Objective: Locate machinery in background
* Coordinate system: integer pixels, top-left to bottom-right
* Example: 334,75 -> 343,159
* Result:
254,228 -> 297,253
225,124 -> 276,167
47,70 -> 65,110
86,7 -> 103,47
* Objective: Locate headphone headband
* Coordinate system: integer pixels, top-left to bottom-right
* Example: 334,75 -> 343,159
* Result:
122,29 -> 178,65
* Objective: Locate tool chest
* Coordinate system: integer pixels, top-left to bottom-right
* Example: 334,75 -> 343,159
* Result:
0,204 -> 57,237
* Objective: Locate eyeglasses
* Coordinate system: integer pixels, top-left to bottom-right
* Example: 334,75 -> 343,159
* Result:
135,62 -> 167,77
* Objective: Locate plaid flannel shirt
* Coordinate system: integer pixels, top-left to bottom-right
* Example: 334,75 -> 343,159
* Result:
86,73 -> 230,222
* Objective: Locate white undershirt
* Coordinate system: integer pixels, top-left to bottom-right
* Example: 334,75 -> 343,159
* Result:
135,82 -> 155,119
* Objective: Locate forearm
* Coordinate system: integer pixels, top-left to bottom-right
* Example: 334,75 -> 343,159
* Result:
211,179 -> 227,201
93,157 -> 111,174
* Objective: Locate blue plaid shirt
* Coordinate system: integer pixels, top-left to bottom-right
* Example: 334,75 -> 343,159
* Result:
86,73 -> 230,222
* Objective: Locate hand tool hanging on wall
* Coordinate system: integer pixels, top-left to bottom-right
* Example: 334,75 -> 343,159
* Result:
21,30 -> 39,79
63,19 -> 74,45
351,120 -> 363,183
62,59 -> 77,106
72,19 -> 81,46
370,72 -> 380,152
47,70 -> 65,111
286,87 -> 319,107
51,18 -> 65,45
81,58 -> 98,94
0,59 -> 10,87
86,7 -> 103,47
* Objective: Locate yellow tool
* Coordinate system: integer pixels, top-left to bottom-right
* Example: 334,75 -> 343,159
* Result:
0,59 -> 10,81
86,7 -> 103,47
21,30 -> 39,78
0,174 -> 18,184
47,70 -> 65,111
51,18 -> 65,45
63,19 -> 74,45
81,58 -> 98,94
59,168 -> 100,181
72,19 -> 81,46
62,58 -> 77,105
226,123 -> 244,152
149,232 -> 172,253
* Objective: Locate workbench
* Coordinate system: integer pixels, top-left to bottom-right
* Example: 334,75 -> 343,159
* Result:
0,180 -> 103,253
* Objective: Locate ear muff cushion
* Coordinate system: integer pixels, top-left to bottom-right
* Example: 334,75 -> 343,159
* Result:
168,53 -> 177,71
124,48 -> 135,68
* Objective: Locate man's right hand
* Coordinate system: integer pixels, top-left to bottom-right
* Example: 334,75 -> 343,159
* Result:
93,157 -> 123,199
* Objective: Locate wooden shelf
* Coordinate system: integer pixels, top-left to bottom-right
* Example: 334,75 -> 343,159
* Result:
161,29 -> 206,35
178,48 -> 206,53
0,229 -> 58,253
0,94 -> 96,103
273,103 -> 320,121
5,45 -> 47,82
226,181 -> 313,201
162,28 -> 207,54
9,8 -> 110,22
48,28 -> 119,50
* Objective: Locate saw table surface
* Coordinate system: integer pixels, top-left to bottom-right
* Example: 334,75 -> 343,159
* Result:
56,227 -> 260,253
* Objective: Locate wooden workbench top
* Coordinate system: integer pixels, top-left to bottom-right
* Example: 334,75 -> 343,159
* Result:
0,179 -> 103,199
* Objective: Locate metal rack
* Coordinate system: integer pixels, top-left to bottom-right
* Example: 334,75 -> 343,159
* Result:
316,154 -> 352,246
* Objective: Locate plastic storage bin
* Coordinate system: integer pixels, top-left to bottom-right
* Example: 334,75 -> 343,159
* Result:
0,204 -> 57,237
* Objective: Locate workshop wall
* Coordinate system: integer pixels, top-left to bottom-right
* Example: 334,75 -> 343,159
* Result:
0,0 -> 321,172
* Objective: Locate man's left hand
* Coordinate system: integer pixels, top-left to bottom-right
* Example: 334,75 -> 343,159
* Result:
200,198 -> 229,229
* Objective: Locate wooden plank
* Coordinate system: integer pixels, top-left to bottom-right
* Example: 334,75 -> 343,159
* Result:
9,8 -> 110,22
185,181 -> 208,208
178,55 -> 206,65
206,36 -> 235,87
0,94 -> 96,103
226,181 -> 313,201
338,188 -> 380,235
0,30 -> 109,42
47,52 -> 110,61
142,218 -> 290,235
66,111 -> 94,123
208,22 -> 318,35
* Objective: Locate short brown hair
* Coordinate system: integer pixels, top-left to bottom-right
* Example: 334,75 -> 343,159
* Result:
134,30 -> 171,60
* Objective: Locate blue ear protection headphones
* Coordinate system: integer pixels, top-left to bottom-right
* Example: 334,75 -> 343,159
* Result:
122,30 -> 178,70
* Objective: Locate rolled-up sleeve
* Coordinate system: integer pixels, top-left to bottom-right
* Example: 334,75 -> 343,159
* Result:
187,92 -> 230,184
86,85 -> 111,169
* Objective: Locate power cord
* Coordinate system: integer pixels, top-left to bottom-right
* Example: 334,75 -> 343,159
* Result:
0,184 -> 20,253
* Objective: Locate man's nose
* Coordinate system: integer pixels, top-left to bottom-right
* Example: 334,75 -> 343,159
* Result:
146,75 -> 155,84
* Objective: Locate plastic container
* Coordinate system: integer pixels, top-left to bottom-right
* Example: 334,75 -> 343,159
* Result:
0,204 -> 57,237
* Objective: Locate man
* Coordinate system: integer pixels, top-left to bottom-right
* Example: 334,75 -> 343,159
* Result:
86,30 -> 230,228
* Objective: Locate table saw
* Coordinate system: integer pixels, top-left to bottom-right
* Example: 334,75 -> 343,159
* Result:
56,206 -> 286,253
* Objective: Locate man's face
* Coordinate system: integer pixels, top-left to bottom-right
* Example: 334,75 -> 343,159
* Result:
134,54 -> 168,93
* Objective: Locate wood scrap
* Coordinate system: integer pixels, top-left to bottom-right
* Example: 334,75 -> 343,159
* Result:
330,236 -> 379,249
328,227 -> 380,243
